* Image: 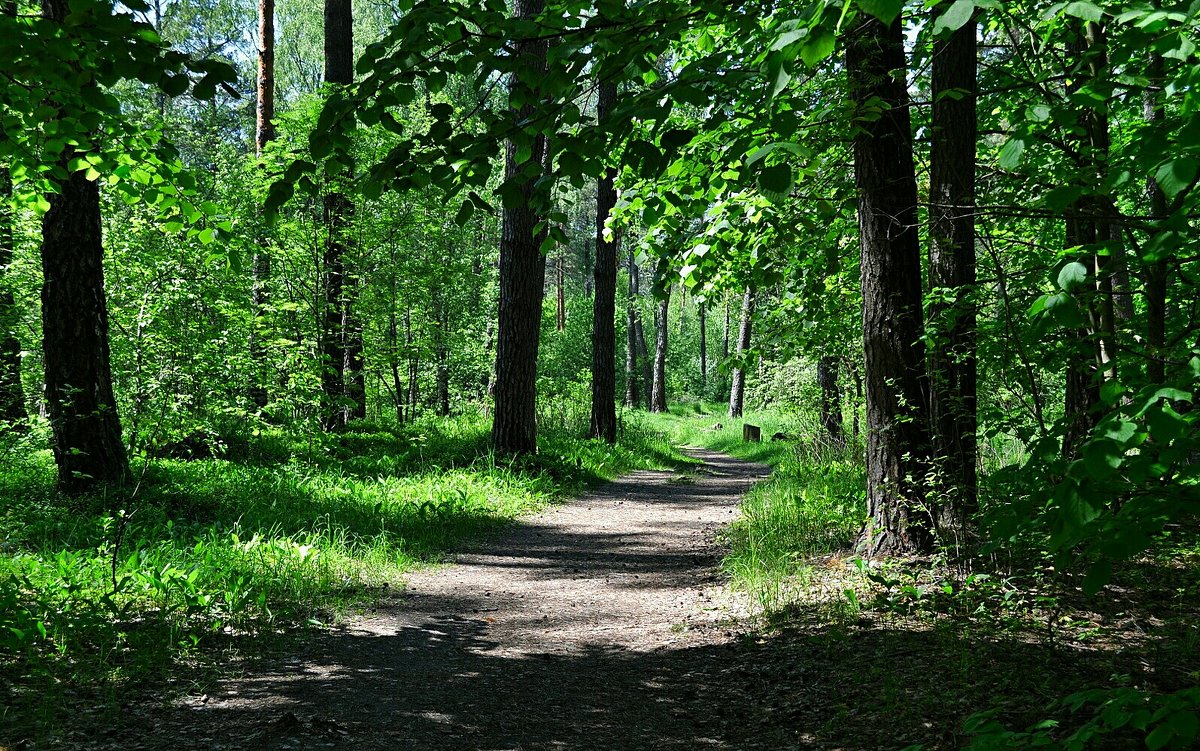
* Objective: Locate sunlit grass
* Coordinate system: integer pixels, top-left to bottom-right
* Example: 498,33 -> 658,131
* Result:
0,409 -> 689,706
641,402 -> 866,615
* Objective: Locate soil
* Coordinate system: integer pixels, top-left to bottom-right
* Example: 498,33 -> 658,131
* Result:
107,448 -> 771,750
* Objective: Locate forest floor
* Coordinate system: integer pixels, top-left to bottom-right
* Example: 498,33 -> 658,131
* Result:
58,448 -> 778,750
11,430 -> 1198,750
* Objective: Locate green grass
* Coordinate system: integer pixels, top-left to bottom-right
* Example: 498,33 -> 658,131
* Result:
0,408 -> 688,736
641,402 -> 866,615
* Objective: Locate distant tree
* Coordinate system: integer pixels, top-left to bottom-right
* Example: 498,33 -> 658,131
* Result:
728,287 -> 754,418
649,258 -> 670,413
588,78 -> 619,442
817,355 -> 843,447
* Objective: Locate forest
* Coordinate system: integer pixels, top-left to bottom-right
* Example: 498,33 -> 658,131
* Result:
1,0 -> 1199,748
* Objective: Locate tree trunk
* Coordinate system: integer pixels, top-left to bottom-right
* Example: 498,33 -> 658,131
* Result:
635,302 -> 652,407
433,288 -> 450,417
698,300 -> 707,395
491,0 -> 548,454
818,355 -> 843,448
1062,22 -> 1107,458
0,10 -> 26,427
624,244 -> 640,409
248,0 -> 275,411
927,10 -> 978,536
846,13 -> 933,556
1144,50 -> 1169,385
588,78 -> 618,443
39,1 -> 128,492
319,0 -> 353,430
650,282 -> 669,413
728,287 -> 755,418
556,252 -> 566,332
342,284 -> 365,422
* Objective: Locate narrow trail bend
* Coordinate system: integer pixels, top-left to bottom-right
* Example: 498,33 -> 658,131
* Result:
155,448 -> 770,750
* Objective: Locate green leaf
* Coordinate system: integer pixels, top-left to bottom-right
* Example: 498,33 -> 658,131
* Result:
1145,722 -> 1173,751
800,29 -> 836,67
857,0 -> 904,24
757,163 -> 793,196
998,137 -> 1025,169
1154,158 -> 1198,198
1057,261 -> 1089,291
1063,1 -> 1103,23
933,0 -> 975,34
454,200 -> 474,226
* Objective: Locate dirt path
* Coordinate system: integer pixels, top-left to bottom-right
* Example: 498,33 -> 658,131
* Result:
143,448 -> 769,750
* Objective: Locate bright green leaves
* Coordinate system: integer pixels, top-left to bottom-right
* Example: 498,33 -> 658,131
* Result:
1060,1 -> 1104,24
1056,261 -> 1089,292
1154,158 -> 1199,198
932,0 -> 975,35
801,29 -> 837,68
997,137 -> 1025,170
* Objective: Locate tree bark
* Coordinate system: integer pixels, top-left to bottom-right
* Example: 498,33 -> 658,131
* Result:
556,252 -> 566,332
248,0 -> 275,411
698,300 -> 707,395
650,281 -> 669,413
818,355 -> 843,448
728,287 -> 755,418
342,281 -> 366,422
1062,22 -> 1107,459
847,14 -> 933,556
319,0 -> 354,430
927,11 -> 978,535
40,0 -> 129,493
1144,50 -> 1169,385
588,79 -> 618,443
624,244 -> 640,409
491,0 -> 548,454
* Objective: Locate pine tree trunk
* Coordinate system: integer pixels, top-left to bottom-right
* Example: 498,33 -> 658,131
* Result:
847,13 -> 933,556
927,10 -> 978,535
588,79 -> 618,443
818,355 -> 843,448
491,0 -> 548,454
728,287 -> 754,418
249,0 -> 274,411
39,0 -> 129,493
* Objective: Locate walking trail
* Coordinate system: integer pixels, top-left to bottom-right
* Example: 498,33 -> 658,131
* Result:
140,448 -> 770,750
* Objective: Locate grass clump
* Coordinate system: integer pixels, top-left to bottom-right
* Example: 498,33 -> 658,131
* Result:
640,403 -> 865,615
